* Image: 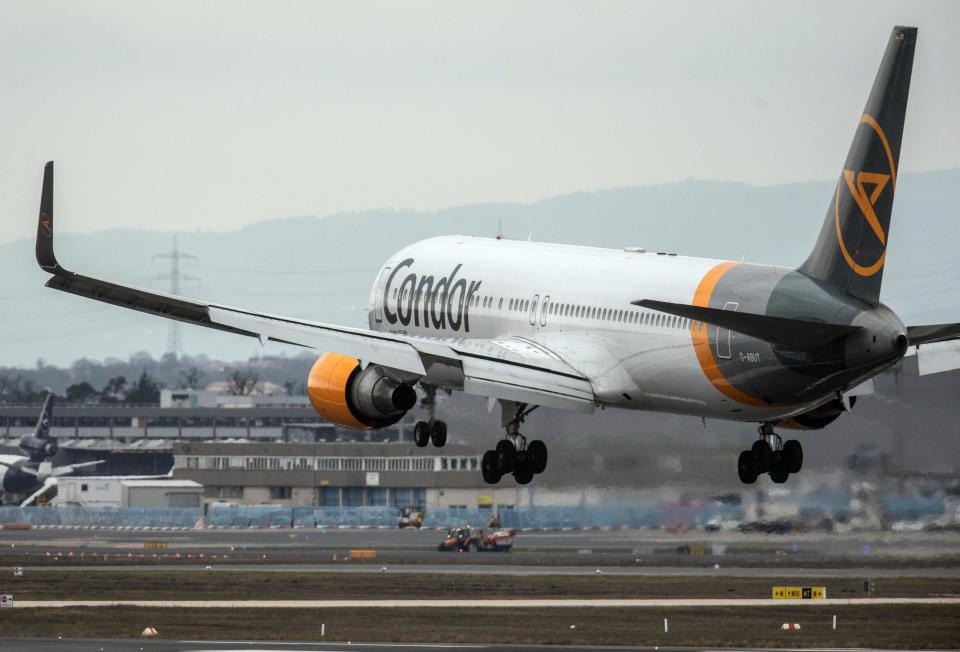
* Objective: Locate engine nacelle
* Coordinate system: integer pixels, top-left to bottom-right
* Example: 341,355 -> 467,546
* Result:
19,435 -> 57,459
307,352 -> 417,429
778,397 -> 856,430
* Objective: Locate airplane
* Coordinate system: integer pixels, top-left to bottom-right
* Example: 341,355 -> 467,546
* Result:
30,26 -> 960,486
0,394 -> 103,501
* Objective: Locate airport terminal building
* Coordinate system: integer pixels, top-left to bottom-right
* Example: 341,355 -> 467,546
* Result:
173,440 -> 523,511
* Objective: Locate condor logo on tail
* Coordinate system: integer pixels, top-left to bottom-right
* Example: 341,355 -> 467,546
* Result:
834,114 -> 897,277
383,258 -> 482,332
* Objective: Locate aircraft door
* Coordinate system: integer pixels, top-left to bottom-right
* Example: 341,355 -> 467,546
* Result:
540,296 -> 550,327
529,295 -> 539,326
715,301 -> 738,359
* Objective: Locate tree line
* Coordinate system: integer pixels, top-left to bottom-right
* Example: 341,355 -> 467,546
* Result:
0,351 -> 313,405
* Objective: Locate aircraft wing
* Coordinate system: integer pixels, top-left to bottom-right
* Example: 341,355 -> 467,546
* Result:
35,162 -> 595,413
51,460 -> 105,477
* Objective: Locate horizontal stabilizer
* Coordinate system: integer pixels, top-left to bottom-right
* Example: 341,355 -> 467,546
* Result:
633,299 -> 860,350
907,323 -> 960,347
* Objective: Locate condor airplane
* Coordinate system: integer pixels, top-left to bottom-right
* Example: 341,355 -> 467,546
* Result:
32,27 -> 960,485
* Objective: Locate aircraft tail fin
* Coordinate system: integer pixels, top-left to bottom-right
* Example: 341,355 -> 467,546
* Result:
35,393 -> 54,439
798,26 -> 916,306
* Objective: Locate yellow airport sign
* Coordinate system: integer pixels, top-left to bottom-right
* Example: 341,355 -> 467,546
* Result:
143,541 -> 168,550
772,586 -> 826,599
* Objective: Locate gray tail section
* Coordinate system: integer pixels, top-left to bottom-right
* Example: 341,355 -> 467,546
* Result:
798,26 -> 916,306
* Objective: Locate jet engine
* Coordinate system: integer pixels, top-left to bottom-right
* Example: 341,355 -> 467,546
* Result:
18,434 -> 57,459
778,397 -> 856,430
307,352 -> 417,429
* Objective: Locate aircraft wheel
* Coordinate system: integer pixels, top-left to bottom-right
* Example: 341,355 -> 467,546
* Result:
737,450 -> 758,484
783,439 -> 803,473
481,450 -> 501,484
751,439 -> 773,472
513,463 -> 534,485
495,440 -> 517,473
413,421 -> 430,448
527,440 -> 548,474
430,420 -> 448,447
769,465 -> 790,484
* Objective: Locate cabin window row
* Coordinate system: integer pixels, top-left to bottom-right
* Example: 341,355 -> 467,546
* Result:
390,288 -> 703,331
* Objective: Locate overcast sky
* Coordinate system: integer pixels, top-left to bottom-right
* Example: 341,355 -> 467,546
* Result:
1,1 -> 958,244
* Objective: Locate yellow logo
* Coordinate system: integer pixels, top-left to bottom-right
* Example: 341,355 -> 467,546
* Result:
834,114 -> 897,277
40,213 -> 52,238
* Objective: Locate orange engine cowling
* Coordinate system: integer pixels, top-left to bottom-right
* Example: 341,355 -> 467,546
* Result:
307,352 -> 417,430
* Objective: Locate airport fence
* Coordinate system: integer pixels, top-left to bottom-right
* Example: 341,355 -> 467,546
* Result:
0,506 -> 201,529
205,505 -> 398,528
0,503 -> 744,530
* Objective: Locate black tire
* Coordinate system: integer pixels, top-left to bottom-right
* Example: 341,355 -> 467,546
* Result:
737,450 -> 758,484
527,440 -> 548,474
751,439 -> 773,472
413,421 -> 430,448
513,464 -> 534,485
783,439 -> 803,473
769,464 -> 790,484
495,440 -> 517,473
481,450 -> 501,484
430,420 -> 448,447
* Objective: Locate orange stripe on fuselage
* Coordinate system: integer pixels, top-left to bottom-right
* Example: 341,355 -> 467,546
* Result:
690,262 -> 768,407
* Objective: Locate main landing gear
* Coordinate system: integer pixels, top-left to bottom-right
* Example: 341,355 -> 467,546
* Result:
413,383 -> 447,448
481,402 -> 548,485
737,423 -> 803,484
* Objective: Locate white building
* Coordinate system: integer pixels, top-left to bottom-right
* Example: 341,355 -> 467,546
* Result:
56,476 -> 202,508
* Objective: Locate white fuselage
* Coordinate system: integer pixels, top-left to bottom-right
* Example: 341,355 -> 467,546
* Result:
369,236 -> 821,422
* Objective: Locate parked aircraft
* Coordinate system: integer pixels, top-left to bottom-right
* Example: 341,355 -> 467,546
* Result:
31,27 -> 959,485
0,394 -> 102,501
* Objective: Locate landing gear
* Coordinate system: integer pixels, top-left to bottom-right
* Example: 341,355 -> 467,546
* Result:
737,423 -> 803,484
481,402 -> 548,485
413,418 -> 448,448
413,383 -> 448,448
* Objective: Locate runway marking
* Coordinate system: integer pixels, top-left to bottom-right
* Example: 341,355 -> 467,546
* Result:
13,597 -> 960,608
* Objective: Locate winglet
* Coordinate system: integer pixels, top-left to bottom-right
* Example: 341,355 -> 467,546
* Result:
36,161 -> 65,274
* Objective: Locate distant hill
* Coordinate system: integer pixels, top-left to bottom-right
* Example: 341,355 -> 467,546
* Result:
1,169 -> 958,367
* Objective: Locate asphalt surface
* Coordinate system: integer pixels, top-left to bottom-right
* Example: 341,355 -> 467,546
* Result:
4,527 -> 958,565
13,597 -> 960,608
0,641 -> 951,652
16,563 -> 960,577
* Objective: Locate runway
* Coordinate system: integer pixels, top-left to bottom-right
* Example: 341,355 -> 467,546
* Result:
1,641 -> 945,652
19,563 -> 960,577
13,597 -> 960,608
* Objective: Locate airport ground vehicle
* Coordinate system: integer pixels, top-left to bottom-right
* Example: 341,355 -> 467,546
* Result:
437,527 -> 516,552
397,508 -> 423,529
32,27 -> 960,487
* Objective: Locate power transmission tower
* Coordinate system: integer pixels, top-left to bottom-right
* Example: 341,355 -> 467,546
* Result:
152,235 -> 199,358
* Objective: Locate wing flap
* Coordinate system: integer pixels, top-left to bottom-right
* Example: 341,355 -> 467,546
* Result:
209,307 -> 428,375
633,299 -> 860,349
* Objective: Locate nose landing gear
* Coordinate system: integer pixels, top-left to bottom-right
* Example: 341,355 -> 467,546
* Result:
482,402 -> 548,485
738,423 -> 803,484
